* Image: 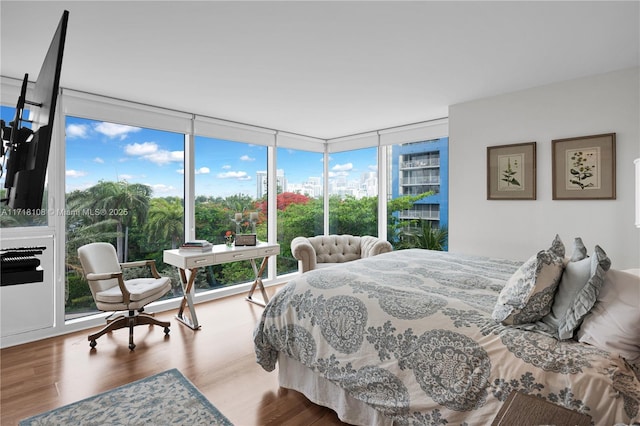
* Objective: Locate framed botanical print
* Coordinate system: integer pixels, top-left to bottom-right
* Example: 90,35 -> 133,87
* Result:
552,133 -> 616,200
487,142 -> 537,200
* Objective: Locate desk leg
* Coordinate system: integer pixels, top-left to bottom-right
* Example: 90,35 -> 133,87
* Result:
176,267 -> 200,330
245,256 -> 270,307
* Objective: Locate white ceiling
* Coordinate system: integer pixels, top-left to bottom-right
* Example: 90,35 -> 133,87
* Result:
1,1 -> 639,139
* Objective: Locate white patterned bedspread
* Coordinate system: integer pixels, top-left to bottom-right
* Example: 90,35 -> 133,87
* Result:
254,249 -> 640,425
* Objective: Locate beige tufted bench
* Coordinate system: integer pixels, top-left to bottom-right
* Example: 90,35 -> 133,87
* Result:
291,234 -> 393,273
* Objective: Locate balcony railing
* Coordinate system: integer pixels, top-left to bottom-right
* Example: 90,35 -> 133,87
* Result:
400,159 -> 440,169
400,177 -> 440,185
398,209 -> 440,220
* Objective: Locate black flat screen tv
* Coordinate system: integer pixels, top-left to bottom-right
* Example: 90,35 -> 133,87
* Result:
1,10 -> 69,211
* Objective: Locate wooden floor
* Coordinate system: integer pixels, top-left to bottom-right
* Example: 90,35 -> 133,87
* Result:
0,288 -> 349,426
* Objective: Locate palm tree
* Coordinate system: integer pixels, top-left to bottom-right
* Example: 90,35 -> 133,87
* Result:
145,198 -> 184,249
398,221 -> 448,251
68,181 -> 151,262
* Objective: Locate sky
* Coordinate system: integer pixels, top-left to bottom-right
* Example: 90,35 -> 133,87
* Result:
62,114 -> 377,199
0,107 -> 378,199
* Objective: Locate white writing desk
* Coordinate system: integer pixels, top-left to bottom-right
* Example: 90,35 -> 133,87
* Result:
163,242 -> 280,329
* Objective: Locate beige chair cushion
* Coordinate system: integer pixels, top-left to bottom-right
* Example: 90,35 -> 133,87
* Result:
95,277 -> 171,303
312,235 -> 362,264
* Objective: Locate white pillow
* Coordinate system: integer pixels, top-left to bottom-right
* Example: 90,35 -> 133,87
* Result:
542,244 -> 610,339
577,268 -> 640,362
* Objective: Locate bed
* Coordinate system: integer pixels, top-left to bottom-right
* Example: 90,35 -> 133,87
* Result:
254,244 -> 640,425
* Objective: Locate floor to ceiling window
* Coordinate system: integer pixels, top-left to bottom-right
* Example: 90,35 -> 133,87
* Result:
328,147 -> 378,236
193,136 -> 269,288
2,76 -> 451,344
275,146 -> 324,274
64,116 -> 185,320
386,137 -> 449,250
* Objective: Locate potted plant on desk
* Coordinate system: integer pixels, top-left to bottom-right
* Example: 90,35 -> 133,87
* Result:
224,231 -> 234,248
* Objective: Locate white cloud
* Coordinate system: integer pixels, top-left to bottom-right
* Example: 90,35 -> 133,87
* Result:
95,122 -> 141,140
94,157 -> 104,164
124,142 -> 183,165
332,162 -> 353,172
222,164 -> 231,170
195,167 -> 210,174
177,168 -> 185,175
144,150 -> 184,165
66,169 -> 87,178
149,183 -> 175,194
217,170 -> 251,181
125,142 -> 158,156
66,124 -> 89,139
240,155 -> 255,162
119,174 -> 134,180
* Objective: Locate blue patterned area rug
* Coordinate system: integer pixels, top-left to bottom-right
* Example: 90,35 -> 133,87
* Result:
19,368 -> 233,425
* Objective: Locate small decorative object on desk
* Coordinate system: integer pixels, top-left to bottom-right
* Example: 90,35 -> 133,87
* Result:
224,231 -> 234,248
234,233 -> 257,246
179,240 -> 212,252
232,211 -> 259,234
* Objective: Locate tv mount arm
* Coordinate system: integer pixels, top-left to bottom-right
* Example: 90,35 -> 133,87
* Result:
0,73 -> 41,181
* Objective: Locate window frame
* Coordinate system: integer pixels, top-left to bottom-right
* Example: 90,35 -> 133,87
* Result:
1,75 -> 448,346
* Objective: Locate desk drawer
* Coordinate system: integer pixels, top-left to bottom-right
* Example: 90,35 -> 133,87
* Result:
216,250 -> 255,263
184,255 -> 214,269
257,246 -> 280,257
215,246 -> 280,264
164,250 -> 211,269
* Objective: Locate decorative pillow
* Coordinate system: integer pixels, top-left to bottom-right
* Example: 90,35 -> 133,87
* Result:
540,244 -> 611,340
567,236 -> 588,263
492,235 -> 565,325
577,269 -> 640,362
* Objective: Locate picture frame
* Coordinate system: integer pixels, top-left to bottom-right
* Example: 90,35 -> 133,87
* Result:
234,234 -> 257,246
552,133 -> 616,200
487,142 -> 537,200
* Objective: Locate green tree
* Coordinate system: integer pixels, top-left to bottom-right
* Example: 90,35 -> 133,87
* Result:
195,200 -> 235,244
223,194 -> 256,217
398,221 -> 448,251
67,180 -> 151,262
329,195 -> 378,236
386,191 -> 435,246
66,188 -> 119,263
145,198 -> 184,249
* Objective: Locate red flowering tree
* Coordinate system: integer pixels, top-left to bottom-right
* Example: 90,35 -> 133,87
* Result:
255,192 -> 310,212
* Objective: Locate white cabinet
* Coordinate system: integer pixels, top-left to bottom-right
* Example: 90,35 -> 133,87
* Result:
1,235 -> 55,338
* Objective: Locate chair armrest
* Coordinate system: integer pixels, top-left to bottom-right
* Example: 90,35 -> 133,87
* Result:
85,271 -> 131,304
360,236 -> 393,258
121,260 -> 147,268
291,236 -> 317,273
86,271 -> 121,281
121,259 -> 161,279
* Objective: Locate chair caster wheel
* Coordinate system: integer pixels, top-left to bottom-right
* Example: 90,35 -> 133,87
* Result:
129,343 -> 136,351
89,340 -> 97,348
164,327 -> 170,335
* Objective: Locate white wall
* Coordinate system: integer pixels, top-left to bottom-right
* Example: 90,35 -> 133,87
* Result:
449,67 -> 640,269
